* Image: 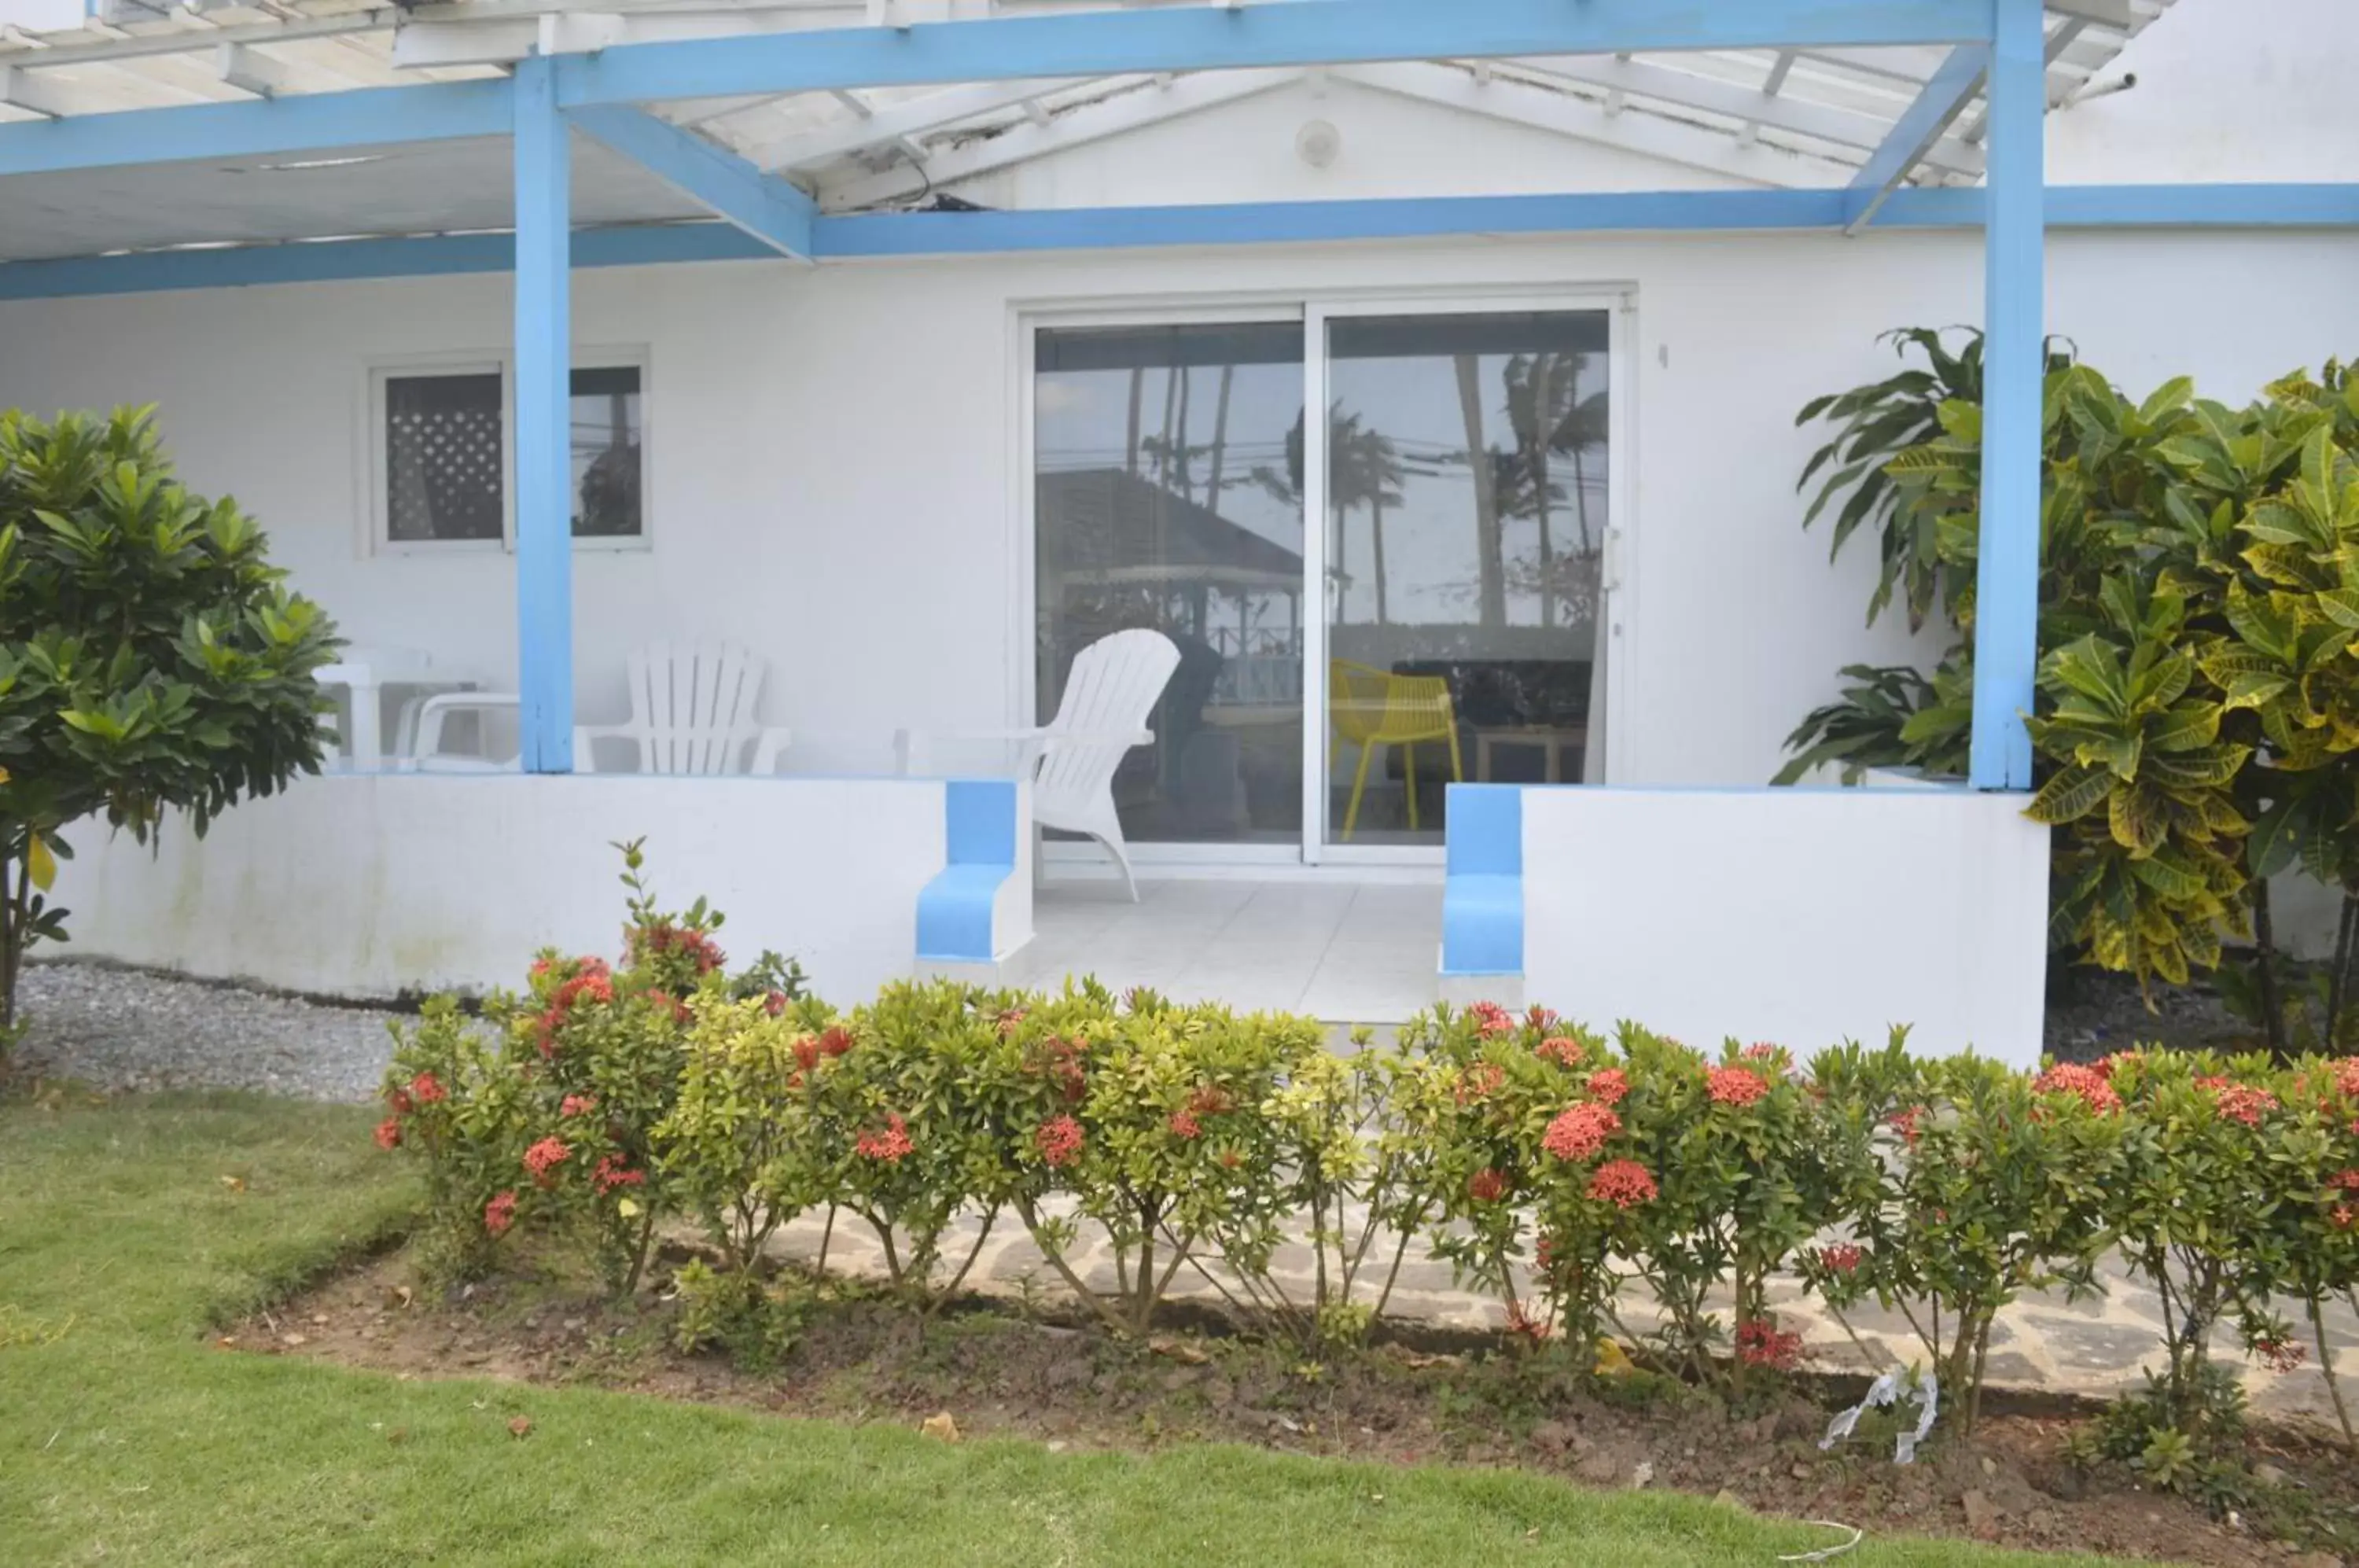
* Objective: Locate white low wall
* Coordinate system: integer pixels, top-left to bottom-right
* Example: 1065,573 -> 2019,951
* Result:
1522,788 -> 2051,1068
56,773 -> 1008,1006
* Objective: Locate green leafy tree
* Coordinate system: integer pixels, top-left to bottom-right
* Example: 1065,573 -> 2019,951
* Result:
0,407 -> 338,1051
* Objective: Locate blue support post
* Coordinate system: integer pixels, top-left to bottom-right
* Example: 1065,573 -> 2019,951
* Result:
1969,0 -> 2044,792
513,54 -> 574,775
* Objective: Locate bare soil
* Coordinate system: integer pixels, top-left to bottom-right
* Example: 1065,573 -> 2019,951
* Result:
227,1246 -> 2359,1568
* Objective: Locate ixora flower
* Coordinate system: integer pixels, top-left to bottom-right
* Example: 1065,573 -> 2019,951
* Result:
1584,1067 -> 1629,1106
522,1136 -> 572,1186
1167,1109 -> 1204,1140
1536,1035 -> 1585,1067
818,1025 -> 856,1058
995,1007 -> 1029,1039
559,1094 -> 598,1119
591,1154 -> 645,1194
1888,1106 -> 1925,1146
1467,1000 -> 1516,1038
1706,1066 -> 1770,1109
484,1191 -> 519,1237
385,1086 -> 415,1117
2333,1204 -> 2357,1233
408,1071 -> 447,1105
1815,1242 -> 1864,1275
2330,1169 -> 2359,1193
2206,1079 -> 2279,1128
1467,1167 -> 1510,1203
2033,1062 -> 2123,1114
1542,1101 -> 1621,1161
1735,1318 -> 1803,1371
1454,1062 -> 1507,1106
855,1113 -> 915,1164
2255,1336 -> 2308,1374
1585,1158 -> 1657,1209
373,1117 -> 403,1151
2334,1058 -> 2359,1100
1035,1114 -> 1085,1169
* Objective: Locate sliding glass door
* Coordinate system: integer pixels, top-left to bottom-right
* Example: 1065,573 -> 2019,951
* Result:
1030,299 -> 1618,863
1312,306 -> 1614,851
1033,318 -> 1307,847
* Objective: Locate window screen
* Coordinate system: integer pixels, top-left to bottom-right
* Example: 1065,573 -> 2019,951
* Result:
384,371 -> 504,543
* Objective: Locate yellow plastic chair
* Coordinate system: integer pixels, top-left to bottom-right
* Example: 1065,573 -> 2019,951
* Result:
1329,660 -> 1464,839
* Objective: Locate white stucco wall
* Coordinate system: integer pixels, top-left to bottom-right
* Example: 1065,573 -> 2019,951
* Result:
1522,787 -> 2052,1067
55,774 -> 971,1004
4,225 -> 2353,790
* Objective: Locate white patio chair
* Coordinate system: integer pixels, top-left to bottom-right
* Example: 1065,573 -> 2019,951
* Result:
574,640 -> 792,775
902,628 -> 1179,902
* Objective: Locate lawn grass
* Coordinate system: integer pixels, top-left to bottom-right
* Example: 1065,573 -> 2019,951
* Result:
0,1091 -> 2147,1567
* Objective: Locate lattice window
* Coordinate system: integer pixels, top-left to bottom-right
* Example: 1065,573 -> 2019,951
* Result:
384,371 -> 504,543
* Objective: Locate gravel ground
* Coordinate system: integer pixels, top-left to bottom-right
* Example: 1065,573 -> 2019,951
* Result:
13,961 -> 399,1103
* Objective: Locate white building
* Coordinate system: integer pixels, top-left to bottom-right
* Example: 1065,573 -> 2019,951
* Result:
3,0 -> 2353,1063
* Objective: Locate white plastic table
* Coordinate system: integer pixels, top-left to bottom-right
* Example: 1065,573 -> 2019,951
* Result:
316,650 -> 472,769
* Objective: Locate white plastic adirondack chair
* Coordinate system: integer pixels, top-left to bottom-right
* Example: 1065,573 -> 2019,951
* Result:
574,641 -> 791,775
893,629 -> 1179,900
1010,629 -> 1180,901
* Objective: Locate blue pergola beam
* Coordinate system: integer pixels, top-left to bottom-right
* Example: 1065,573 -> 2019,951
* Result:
6,184 -> 2358,300
1969,0 -> 2045,792
0,78 -> 512,177
513,56 -> 575,775
558,0 -> 1994,108
565,105 -> 814,260
1843,43 -> 1989,232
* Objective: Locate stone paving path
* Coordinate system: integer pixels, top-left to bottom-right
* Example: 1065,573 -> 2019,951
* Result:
767,1202 -> 2359,1434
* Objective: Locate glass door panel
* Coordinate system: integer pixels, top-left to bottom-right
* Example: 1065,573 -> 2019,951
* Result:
1319,310 -> 1611,847
1035,322 -> 1307,845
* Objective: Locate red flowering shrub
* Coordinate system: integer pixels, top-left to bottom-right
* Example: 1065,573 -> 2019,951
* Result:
1468,1168 -> 1510,1204
1809,1040 -> 2125,1437
1584,1067 -> 1629,1106
381,839 -> 812,1294
984,980 -> 1320,1337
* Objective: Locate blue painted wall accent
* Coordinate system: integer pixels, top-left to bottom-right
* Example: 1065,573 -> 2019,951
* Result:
3,186 -> 2356,304
513,56 -> 575,775
0,79 -> 512,177
917,778 -> 1019,964
1969,0 -> 2044,791
1441,784 -> 1523,978
565,105 -> 815,259
558,0 -> 1991,109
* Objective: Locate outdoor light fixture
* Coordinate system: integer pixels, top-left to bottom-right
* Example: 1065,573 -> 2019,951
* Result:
1295,118 -> 1341,168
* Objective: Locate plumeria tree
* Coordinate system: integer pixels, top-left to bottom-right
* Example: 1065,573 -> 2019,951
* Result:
0,406 -> 339,1057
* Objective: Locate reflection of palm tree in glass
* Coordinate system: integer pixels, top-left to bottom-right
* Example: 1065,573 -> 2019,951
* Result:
1452,355 -> 1508,627
1503,352 -> 1610,627
1332,418 -> 1407,624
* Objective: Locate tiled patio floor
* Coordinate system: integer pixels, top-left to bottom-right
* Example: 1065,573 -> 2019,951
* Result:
1006,877 -> 1442,1022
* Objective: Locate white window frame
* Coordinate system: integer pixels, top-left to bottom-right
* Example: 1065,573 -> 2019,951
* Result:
365,345 -> 653,556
